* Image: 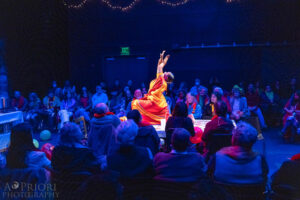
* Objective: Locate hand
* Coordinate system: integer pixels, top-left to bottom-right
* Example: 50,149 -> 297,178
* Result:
157,50 -> 170,69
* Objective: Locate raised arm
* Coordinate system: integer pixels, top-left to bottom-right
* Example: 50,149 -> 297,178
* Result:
157,50 -> 170,75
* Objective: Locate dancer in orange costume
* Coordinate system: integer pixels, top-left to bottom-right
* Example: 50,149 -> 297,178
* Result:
132,51 -> 174,125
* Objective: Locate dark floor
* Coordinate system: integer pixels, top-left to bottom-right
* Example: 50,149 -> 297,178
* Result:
33,128 -> 300,177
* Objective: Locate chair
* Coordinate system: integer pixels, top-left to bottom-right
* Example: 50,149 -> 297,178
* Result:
215,182 -> 266,200
51,171 -> 92,200
120,177 -> 153,200
150,179 -> 196,200
271,184 -> 300,200
75,116 -> 88,139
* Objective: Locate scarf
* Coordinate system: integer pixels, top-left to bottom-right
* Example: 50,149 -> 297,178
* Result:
94,112 -> 114,118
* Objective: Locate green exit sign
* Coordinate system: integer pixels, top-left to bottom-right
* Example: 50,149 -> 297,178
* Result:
121,47 -> 130,55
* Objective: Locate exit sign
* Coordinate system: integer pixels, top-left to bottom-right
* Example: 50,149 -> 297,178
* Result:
121,47 -> 130,55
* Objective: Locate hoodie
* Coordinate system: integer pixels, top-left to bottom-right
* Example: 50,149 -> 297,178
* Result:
135,125 -> 160,155
209,146 -> 268,184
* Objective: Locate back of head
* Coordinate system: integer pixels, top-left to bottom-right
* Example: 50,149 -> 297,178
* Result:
171,128 -> 190,152
213,87 -> 224,96
172,102 -> 188,117
59,122 -> 83,146
94,103 -> 108,114
126,110 -> 142,125
7,123 -> 35,169
215,101 -> 228,117
232,122 -> 257,149
116,120 -> 138,145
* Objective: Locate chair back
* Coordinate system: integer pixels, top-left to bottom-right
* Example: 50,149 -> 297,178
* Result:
271,184 -> 300,200
75,116 -> 88,139
52,171 -> 92,200
150,179 -> 195,200
215,182 -> 266,200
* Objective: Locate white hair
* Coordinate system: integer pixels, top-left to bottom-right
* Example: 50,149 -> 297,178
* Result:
232,122 -> 258,149
116,120 -> 138,145
59,122 -> 83,146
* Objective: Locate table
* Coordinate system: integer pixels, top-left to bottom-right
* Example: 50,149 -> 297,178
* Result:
0,111 -> 24,151
153,119 -> 211,138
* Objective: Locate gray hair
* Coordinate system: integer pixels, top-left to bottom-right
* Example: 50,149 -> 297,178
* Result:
232,122 -> 258,149
116,120 -> 138,145
59,122 -> 83,146
213,87 -> 224,96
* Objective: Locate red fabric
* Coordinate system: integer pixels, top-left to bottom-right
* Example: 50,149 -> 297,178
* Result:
41,143 -> 54,160
291,153 -> 300,161
94,112 -> 115,118
80,97 -> 89,108
187,103 -> 197,114
138,121 -> 151,127
283,100 -> 300,125
246,92 -> 260,107
12,96 -> 25,109
221,96 -> 232,113
190,127 -> 203,144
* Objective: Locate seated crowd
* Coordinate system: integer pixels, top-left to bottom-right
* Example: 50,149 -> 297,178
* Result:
10,77 -> 300,136
0,116 -> 299,199
1,77 -> 299,199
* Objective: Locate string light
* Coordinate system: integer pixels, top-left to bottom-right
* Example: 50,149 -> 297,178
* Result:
101,0 -> 141,12
63,0 -> 88,9
63,0 -> 237,10
157,0 -> 190,7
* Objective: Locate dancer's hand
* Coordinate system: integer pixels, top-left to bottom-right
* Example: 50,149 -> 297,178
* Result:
157,50 -> 170,69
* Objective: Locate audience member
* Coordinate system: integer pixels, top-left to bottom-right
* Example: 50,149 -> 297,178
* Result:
92,85 -> 108,107
190,78 -> 202,96
25,92 -> 42,130
230,86 -> 249,121
78,86 -> 92,110
281,90 -> 300,140
176,89 -> 186,104
127,109 -> 160,155
88,103 -> 120,156
271,153 -> 300,199
107,120 -> 154,178
246,83 -> 267,129
201,101 -> 234,157
165,102 -> 195,152
6,123 -> 51,169
110,79 -> 122,96
208,122 -> 268,184
261,84 -> 281,125
0,123 -> 51,196
154,128 -> 207,182
213,87 -> 231,113
186,92 -> 202,121
196,86 -> 210,112
202,92 -> 222,119
287,77 -> 298,98
52,122 -> 101,175
11,91 -> 27,111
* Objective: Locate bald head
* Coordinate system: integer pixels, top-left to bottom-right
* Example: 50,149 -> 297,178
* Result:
94,103 -> 109,114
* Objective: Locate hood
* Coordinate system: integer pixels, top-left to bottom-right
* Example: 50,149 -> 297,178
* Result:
219,146 -> 258,162
137,126 -> 155,137
91,115 -> 115,126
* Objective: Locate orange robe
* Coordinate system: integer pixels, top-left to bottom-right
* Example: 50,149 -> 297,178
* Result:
132,73 -> 169,125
